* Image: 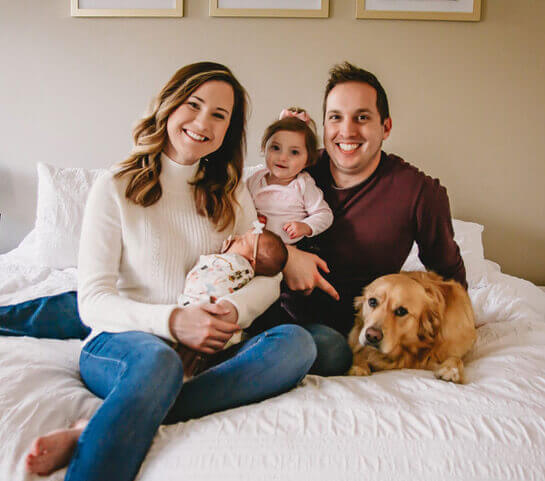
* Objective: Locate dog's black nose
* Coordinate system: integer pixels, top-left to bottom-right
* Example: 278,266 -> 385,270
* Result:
365,327 -> 383,344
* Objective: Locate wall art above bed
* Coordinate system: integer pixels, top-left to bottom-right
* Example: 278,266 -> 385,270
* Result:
356,0 -> 481,21
209,0 -> 329,18
71,0 -> 183,17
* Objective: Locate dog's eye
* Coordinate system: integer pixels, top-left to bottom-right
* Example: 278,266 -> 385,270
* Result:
394,307 -> 408,317
368,298 -> 378,308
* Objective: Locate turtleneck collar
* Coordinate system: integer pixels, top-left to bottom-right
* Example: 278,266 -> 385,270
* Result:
159,152 -> 201,193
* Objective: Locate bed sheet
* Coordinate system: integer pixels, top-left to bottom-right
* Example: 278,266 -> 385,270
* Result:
1,249 -> 545,481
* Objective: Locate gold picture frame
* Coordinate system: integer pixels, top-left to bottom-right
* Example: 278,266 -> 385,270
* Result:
356,0 -> 481,22
71,0 -> 183,17
209,0 -> 329,18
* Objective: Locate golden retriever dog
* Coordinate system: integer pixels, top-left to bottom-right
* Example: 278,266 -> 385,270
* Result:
347,271 -> 476,383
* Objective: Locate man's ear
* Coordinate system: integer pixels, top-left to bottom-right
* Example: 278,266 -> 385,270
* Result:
382,117 -> 392,141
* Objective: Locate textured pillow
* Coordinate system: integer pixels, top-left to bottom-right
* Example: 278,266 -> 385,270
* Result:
34,163 -> 107,269
401,219 -> 487,287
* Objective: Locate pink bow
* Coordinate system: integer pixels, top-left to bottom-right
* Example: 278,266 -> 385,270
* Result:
279,108 -> 310,124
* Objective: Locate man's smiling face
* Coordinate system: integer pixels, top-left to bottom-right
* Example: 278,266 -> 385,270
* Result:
323,81 -> 392,187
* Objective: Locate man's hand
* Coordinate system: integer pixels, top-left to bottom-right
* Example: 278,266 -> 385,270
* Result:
283,221 -> 312,240
168,303 -> 241,354
283,245 -> 340,300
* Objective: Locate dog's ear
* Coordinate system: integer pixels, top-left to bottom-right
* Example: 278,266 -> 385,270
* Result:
418,274 -> 447,317
418,287 -> 444,346
354,294 -> 365,319
348,293 -> 366,349
418,307 -> 440,346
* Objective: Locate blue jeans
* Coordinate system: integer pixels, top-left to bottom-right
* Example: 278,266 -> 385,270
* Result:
66,326 -> 317,481
304,323 -> 353,376
0,292 -> 352,376
248,298 -> 353,377
0,291 -> 90,339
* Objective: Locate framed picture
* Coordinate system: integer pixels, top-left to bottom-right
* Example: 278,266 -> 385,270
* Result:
356,0 -> 481,22
71,0 -> 183,17
209,0 -> 329,18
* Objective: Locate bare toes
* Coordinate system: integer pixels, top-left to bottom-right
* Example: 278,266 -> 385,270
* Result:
25,428 -> 82,475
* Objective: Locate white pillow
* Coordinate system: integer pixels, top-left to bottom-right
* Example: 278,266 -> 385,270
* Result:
34,163 -> 107,269
401,219 -> 487,287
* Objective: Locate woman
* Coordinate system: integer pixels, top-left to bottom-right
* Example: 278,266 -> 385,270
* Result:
25,62 -> 317,480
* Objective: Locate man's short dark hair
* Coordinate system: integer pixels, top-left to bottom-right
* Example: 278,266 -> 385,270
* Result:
323,62 -> 390,123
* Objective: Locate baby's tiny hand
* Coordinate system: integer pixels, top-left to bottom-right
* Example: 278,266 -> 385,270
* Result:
283,221 -> 312,240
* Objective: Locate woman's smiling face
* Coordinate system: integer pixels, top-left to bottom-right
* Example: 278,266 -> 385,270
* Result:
164,80 -> 235,165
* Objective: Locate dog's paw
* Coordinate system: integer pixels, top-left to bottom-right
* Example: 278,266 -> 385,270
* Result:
347,364 -> 371,377
434,358 -> 463,383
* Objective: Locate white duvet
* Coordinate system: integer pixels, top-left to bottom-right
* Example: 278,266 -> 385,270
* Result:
1,243 -> 545,481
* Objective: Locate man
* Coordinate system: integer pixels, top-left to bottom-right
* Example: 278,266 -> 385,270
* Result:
248,62 -> 466,376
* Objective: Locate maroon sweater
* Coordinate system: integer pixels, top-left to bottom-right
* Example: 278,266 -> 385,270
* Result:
253,151 -> 466,337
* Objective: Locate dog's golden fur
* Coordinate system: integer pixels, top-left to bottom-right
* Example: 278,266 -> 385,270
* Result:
347,271 -> 476,383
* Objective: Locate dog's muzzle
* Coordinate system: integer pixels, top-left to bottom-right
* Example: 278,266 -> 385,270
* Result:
365,327 -> 383,346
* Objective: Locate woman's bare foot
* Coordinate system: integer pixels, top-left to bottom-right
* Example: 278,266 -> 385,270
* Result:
25,419 -> 88,476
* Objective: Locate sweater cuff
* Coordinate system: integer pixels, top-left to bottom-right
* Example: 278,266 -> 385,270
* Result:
156,305 -> 179,343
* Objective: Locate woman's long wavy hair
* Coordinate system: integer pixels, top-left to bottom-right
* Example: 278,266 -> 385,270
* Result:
114,62 -> 248,231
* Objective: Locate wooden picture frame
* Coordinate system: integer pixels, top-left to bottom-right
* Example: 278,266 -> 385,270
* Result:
209,0 -> 329,18
356,0 -> 481,22
71,0 -> 183,17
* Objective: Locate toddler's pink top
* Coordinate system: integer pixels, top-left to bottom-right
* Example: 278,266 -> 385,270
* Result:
246,166 -> 334,245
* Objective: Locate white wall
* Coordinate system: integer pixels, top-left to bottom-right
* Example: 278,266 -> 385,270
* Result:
1,0 -> 544,283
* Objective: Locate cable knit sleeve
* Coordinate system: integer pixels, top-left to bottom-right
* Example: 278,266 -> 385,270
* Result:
77,173 -> 177,342
299,172 -> 334,237
217,182 -> 282,329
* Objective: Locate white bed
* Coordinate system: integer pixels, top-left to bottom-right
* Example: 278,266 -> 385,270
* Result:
1,164 -> 545,481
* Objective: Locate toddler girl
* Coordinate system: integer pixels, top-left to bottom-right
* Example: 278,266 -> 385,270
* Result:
246,107 -> 333,245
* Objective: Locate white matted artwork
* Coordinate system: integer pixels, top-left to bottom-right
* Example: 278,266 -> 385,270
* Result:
356,0 -> 481,21
210,0 -> 329,18
71,0 -> 183,17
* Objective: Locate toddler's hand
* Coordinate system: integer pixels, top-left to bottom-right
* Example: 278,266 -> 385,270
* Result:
283,221 -> 312,240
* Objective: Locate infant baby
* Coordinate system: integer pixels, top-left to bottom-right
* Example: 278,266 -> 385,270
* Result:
178,220 -> 287,351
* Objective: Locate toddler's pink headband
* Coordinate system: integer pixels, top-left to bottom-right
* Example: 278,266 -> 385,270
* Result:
279,108 -> 310,124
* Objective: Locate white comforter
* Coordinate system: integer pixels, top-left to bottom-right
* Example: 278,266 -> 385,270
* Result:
1,246 -> 545,481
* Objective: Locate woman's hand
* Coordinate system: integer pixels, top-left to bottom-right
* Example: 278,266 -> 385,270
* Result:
168,303 -> 241,354
209,300 -> 239,325
283,245 -> 340,300
283,221 -> 312,240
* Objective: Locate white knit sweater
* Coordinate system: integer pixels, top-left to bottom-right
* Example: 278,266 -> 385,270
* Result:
77,153 -> 281,343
